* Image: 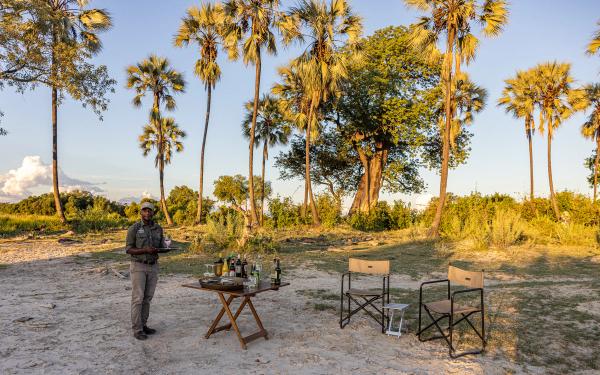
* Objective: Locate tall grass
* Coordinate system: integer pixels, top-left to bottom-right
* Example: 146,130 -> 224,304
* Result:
0,214 -> 66,237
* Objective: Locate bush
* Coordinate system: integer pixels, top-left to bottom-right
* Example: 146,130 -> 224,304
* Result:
316,193 -> 341,228
389,200 -> 417,230
203,212 -> 243,250
266,196 -> 306,229
489,208 -> 526,248
69,209 -> 129,232
243,232 -> 278,254
0,214 -> 66,237
349,202 -> 392,232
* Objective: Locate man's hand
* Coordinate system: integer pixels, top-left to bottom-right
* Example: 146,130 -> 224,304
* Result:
145,247 -> 159,255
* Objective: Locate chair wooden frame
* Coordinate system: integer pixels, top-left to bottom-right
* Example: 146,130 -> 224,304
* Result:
339,258 -> 390,333
417,265 -> 486,358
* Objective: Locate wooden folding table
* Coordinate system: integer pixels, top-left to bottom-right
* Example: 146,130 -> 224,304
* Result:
182,281 -> 289,349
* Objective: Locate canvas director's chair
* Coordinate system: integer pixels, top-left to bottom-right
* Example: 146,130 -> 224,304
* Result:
417,264 -> 486,358
339,258 -> 390,333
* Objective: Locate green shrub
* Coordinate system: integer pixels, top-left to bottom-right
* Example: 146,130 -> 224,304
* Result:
489,208 -> 526,248
316,193 -> 341,228
389,200 -> 417,230
203,212 -> 243,250
69,209 -> 129,232
266,196 -> 305,229
243,232 -> 278,254
349,202 -> 392,231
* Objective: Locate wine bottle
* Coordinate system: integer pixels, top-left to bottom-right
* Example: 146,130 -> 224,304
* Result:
275,258 -> 281,285
215,253 -> 224,277
242,256 -> 248,278
271,258 -> 278,285
235,254 -> 242,278
229,258 -> 235,277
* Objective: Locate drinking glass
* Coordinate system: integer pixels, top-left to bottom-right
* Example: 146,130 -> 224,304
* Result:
203,264 -> 215,278
163,236 -> 172,248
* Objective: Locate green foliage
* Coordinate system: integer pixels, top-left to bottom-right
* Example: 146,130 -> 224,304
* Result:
349,200 -> 417,232
166,185 -> 214,225
0,214 -> 65,237
315,193 -> 341,228
266,196 -> 306,229
202,212 -> 243,250
213,174 -> 271,213
243,232 -> 278,254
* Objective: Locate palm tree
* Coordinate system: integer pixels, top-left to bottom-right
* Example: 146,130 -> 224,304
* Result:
241,94 -> 292,224
126,55 -> 186,225
532,62 -> 588,219
222,0 -> 281,227
174,3 -> 224,225
139,117 -> 186,201
581,83 -> 600,202
404,0 -> 508,237
281,0 -> 362,225
587,20 -> 600,57
498,69 -> 538,201
44,0 -> 112,223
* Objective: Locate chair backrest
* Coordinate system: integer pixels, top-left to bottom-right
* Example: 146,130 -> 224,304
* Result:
448,265 -> 484,288
349,258 -> 390,275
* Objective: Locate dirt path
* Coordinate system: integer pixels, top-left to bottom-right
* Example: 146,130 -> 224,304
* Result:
0,240 -> 524,374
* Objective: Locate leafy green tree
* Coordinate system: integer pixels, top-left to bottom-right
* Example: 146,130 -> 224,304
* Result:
167,185 -> 215,225
581,83 -> 600,202
405,0 -> 508,237
174,3 -> 225,224
499,69 -> 538,201
139,116 -> 186,224
222,0 -> 282,226
126,55 -> 186,225
0,1 -> 47,135
280,0 -> 362,225
533,62 -> 588,219
11,0 -> 115,223
275,130 -> 358,203
331,26 -> 441,214
241,94 -> 291,224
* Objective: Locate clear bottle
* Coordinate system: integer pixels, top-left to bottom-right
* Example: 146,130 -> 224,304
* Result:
255,255 -> 263,283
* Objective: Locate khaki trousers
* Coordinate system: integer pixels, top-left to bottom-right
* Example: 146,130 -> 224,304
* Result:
130,261 -> 158,333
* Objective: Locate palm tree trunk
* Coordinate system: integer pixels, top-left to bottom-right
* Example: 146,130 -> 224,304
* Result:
428,28 -> 455,238
247,49 -> 261,227
51,86 -> 66,224
196,85 -> 212,224
594,134 -> 599,203
527,118 -> 534,201
153,92 -> 172,225
50,30 -> 66,224
306,105 -> 320,226
261,140 -> 267,226
159,156 -> 172,225
547,127 -> 560,220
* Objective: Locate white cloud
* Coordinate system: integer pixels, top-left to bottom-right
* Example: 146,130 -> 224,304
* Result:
117,190 -> 156,205
0,155 -> 104,202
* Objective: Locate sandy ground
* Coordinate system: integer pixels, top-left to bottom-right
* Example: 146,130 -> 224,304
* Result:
0,240 -> 524,374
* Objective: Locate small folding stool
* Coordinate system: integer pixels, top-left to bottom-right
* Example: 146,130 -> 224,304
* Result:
383,303 -> 409,337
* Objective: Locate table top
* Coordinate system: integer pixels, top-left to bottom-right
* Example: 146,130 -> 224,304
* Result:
182,280 -> 290,297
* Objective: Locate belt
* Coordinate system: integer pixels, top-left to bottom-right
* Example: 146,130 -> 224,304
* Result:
133,259 -> 156,265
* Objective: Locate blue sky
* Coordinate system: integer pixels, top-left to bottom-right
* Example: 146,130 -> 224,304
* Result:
0,0 -> 599,208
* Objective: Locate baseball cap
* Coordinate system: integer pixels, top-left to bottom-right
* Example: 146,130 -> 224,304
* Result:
140,202 -> 155,211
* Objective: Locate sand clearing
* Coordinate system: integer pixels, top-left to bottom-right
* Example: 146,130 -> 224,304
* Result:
1,240 -> 524,374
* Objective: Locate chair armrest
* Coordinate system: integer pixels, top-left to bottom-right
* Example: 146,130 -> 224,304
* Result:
341,271 -> 351,294
451,288 -> 484,311
419,279 -> 450,306
420,279 -> 449,288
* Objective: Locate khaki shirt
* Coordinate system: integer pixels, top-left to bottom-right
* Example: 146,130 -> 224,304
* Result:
125,220 -> 163,263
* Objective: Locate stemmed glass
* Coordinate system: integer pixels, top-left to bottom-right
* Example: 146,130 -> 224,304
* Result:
163,235 -> 172,249
204,264 -> 216,278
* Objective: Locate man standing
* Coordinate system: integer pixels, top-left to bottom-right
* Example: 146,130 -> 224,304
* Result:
125,202 -> 163,340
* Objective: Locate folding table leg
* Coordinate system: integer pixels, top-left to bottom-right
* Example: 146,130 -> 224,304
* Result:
217,293 -> 247,349
246,297 -> 268,340
205,294 -> 235,339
